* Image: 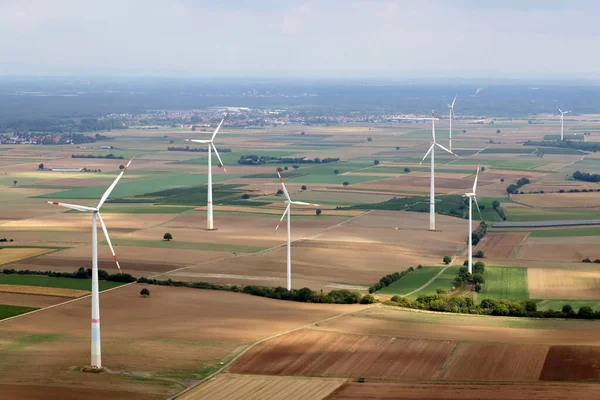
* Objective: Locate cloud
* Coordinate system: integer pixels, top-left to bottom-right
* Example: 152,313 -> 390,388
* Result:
0,0 -> 599,78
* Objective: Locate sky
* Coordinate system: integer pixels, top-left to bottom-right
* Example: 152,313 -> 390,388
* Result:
1,0 -> 599,80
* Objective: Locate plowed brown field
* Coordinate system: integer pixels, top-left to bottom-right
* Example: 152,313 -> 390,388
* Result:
540,346 -> 600,381
442,343 -> 548,380
180,374 -> 345,400
326,382 -> 600,400
475,232 -> 527,259
229,329 -> 455,379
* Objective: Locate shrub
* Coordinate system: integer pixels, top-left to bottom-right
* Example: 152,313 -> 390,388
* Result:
301,185 -> 307,190
334,169 -> 340,174
404,168 -> 411,173
471,273 -> 485,284
374,160 -> 380,165
582,258 -> 592,263
524,300 -> 537,312
578,306 -> 594,319
436,289 -> 447,294
417,264 -> 423,269
241,194 -> 250,200
474,261 -> 485,274
342,181 -> 349,186
360,294 -> 376,304
474,283 -> 482,292
316,209 -> 322,216
140,288 -> 150,297
474,250 -> 484,258
276,189 -> 284,196
367,137 -> 372,142
163,233 -> 173,241
396,146 -> 400,150
442,256 -> 452,265
562,304 -> 574,316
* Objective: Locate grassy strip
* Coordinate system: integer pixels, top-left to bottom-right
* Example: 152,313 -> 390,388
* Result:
529,227 -> 600,238
0,305 -> 38,320
0,275 -> 124,291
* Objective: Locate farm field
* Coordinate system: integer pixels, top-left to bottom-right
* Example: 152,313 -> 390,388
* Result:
474,232 -> 527,259
477,267 -> 529,301
528,268 -> 600,300
377,267 -> 444,295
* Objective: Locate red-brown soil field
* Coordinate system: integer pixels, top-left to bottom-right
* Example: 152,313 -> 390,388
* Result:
442,343 -> 549,381
540,346 -> 600,381
325,382 -> 600,400
230,329 -> 456,380
475,232 -> 528,259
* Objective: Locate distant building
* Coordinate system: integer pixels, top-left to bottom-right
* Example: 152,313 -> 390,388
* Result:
48,167 -> 83,172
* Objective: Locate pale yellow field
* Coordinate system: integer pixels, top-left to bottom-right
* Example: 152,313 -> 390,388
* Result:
0,248 -> 55,266
179,374 -> 345,400
0,285 -> 88,298
528,268 -> 600,300
512,192 -> 600,208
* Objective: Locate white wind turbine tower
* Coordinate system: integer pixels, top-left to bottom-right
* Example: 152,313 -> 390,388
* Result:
447,95 -> 457,152
557,106 -> 570,141
464,164 -> 481,274
186,113 -> 228,230
419,110 -> 458,231
275,170 -> 319,290
46,157 -> 133,369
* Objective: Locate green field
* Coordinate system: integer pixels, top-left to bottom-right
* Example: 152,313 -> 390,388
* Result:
34,173 -> 236,200
0,304 -> 38,320
477,267 -> 529,301
75,206 -> 195,214
287,174 -> 388,185
109,239 -> 267,253
450,158 -> 548,169
529,227 -> 600,238
507,208 -> 600,222
0,275 -> 124,291
537,300 -> 600,312
407,267 -> 458,300
378,267 -> 444,295
172,151 -> 299,166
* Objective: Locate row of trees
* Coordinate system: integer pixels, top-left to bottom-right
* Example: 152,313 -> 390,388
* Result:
238,155 -> 340,165
573,171 -> 600,183
506,177 -> 531,194
492,200 -> 507,221
471,221 -> 488,246
454,262 -> 485,292
1,267 -> 136,283
167,146 -> 231,153
524,140 -> 600,152
72,154 -> 124,159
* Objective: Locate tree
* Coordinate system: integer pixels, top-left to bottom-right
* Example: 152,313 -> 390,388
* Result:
462,130 -> 467,134
300,131 -> 305,135
506,184 -> 518,194
496,129 -> 501,134
276,167 -> 283,172
316,209 -> 322,216
442,256 -> 452,265
500,178 -> 505,182
404,168 -> 411,173
119,164 -> 125,170
474,250 -> 484,258
292,165 -> 299,169
140,288 -> 150,297
471,273 -> 485,284
562,304 -> 574,315
241,194 -> 250,200
396,146 -> 400,150
163,233 -> 173,241
579,306 -> 594,319
374,160 -> 380,165
301,185 -> 307,190
367,137 -> 372,142
492,200 -> 500,209
480,167 -> 486,172
276,189 -> 284,196
334,169 -> 340,174
342,181 -> 349,187
191,125 -> 196,131
524,300 -> 537,313
13,180 -> 17,187
284,166 -> 288,170
360,294 -> 376,304
38,163 -> 44,170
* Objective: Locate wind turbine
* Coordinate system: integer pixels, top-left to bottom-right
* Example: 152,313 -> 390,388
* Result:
464,164 -> 481,274
447,95 -> 457,152
186,113 -> 228,230
419,110 -> 458,231
275,170 -> 319,290
46,157 -> 133,370
557,106 -> 570,141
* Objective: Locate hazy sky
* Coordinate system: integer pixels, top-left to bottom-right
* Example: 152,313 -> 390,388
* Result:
1,0 -> 599,79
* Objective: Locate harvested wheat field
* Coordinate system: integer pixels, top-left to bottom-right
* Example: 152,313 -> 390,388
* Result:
230,329 -> 455,380
512,192 -> 600,208
528,268 -> 600,300
0,384 -> 163,400
516,237 -> 598,262
0,285 -> 363,398
179,374 -> 346,400
0,292 -> 65,308
326,381 -> 600,400
442,343 -> 549,381
475,232 -> 527,259
316,308 -> 600,346
0,248 -> 55,266
0,285 -> 88,298
540,346 -> 600,381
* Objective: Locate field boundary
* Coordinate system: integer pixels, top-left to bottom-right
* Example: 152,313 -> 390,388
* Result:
402,265 -> 451,298
168,306 -> 374,400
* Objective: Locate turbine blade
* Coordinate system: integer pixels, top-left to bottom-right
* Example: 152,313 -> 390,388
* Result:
211,113 -> 227,141
419,144 -> 434,165
277,169 -> 291,201
451,94 -> 457,108
97,157 -> 134,209
97,212 -> 121,273
46,201 -> 96,212
473,164 -> 480,193
275,204 -> 290,231
557,106 -> 562,113
185,139 -> 212,143
435,142 -> 457,156
211,143 -> 228,175
473,196 -> 483,221
291,201 -> 320,206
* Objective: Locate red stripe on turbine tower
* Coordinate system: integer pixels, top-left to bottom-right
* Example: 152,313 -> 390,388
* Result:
92,318 -> 99,323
